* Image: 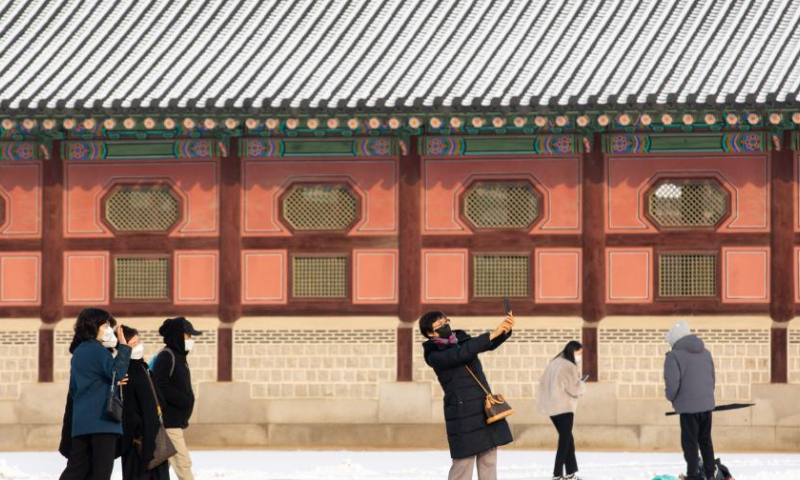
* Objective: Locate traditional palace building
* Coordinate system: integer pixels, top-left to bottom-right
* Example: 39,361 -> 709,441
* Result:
1,0 -> 800,450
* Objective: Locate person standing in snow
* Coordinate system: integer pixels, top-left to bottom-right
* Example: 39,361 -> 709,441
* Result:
120,325 -> 171,480
60,308 -> 131,480
420,311 -> 514,480
536,341 -> 586,480
152,317 -> 201,480
664,320 -> 717,480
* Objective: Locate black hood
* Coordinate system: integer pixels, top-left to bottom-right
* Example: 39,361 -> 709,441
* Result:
159,317 -> 187,355
673,334 -> 706,354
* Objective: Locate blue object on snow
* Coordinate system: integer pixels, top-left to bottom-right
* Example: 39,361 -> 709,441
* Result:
652,476 -> 680,480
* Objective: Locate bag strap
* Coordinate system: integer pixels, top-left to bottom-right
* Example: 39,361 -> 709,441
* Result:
141,364 -> 165,426
163,348 -> 176,378
465,365 -> 492,396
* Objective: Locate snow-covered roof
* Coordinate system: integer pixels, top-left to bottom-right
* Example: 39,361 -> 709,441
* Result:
1,0 -> 800,115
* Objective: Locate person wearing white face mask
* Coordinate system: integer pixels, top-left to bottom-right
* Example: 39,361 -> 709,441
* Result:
536,341 -> 587,480
152,317 -> 202,480
119,325 -> 171,480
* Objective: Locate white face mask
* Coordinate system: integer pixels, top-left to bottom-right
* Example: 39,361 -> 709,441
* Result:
184,339 -> 195,352
101,327 -> 118,348
131,344 -> 145,360
574,355 -> 583,364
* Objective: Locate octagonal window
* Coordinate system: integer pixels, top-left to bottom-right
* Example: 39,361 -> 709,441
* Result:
282,184 -> 359,232
647,179 -> 728,229
104,185 -> 181,233
463,181 -> 540,230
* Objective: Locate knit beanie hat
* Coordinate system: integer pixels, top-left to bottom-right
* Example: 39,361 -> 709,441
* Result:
665,320 -> 691,347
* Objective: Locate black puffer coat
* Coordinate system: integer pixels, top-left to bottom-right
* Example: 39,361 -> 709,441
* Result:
153,318 -> 195,429
423,329 -> 513,459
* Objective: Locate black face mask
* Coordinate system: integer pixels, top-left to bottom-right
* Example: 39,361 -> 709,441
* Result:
435,324 -> 452,338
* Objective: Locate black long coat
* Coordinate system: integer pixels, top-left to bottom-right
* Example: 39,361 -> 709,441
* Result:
121,359 -> 170,480
423,329 -> 513,459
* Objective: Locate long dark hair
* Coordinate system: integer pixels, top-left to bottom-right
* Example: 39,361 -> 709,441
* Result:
555,340 -> 583,365
73,308 -> 115,342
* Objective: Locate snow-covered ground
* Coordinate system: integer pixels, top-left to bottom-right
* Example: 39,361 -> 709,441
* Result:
1,450 -> 799,480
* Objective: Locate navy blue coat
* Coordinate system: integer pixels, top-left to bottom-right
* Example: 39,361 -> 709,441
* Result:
423,329 -> 513,459
69,340 -> 131,437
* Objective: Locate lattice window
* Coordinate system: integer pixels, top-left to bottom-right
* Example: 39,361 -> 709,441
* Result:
658,253 -> 716,297
292,256 -> 347,298
114,257 -> 169,300
104,186 -> 181,233
463,182 -> 539,229
282,184 -> 358,231
648,179 -> 728,229
474,255 -> 530,297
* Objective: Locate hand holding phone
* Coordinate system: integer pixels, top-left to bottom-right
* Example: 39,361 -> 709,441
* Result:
503,297 -> 512,315
581,373 -> 590,382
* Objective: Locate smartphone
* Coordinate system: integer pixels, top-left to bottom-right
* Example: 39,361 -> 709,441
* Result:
503,297 -> 512,315
581,373 -> 590,382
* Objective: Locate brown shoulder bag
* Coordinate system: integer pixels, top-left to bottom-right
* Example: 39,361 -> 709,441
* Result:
465,365 -> 514,424
134,365 -> 178,470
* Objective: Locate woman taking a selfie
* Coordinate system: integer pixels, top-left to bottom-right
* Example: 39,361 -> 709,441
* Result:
536,341 -> 587,480
60,308 -> 131,480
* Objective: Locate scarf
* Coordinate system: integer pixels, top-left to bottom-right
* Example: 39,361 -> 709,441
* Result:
433,333 -> 458,345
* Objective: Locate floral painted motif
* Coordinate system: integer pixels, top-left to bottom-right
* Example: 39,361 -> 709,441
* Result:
66,141 -> 105,160
244,139 -> 282,158
354,138 -> 391,156
425,137 -> 465,156
175,139 -> 214,158
534,135 -> 575,154
722,133 -> 762,152
609,134 -> 648,154
0,142 -> 37,161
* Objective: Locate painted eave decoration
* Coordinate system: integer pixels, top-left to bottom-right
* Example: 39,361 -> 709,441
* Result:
2,0 -> 800,136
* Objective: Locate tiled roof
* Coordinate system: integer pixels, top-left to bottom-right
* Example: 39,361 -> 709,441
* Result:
1,0 -> 800,115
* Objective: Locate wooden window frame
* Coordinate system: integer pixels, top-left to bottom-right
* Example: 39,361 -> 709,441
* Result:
654,249 -> 721,302
278,182 -> 363,235
111,253 -> 173,303
289,252 -> 352,301
459,179 -> 543,233
644,177 -> 732,232
100,182 -> 184,236
470,251 -> 533,301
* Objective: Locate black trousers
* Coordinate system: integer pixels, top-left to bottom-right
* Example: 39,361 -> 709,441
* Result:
550,412 -> 578,477
680,412 -> 715,480
59,433 -> 118,480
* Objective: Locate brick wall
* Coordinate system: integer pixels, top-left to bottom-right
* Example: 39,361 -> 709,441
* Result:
0,330 -> 37,399
232,328 -> 395,399
600,327 -> 770,400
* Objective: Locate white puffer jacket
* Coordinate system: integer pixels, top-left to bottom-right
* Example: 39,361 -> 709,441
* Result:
535,356 -> 586,416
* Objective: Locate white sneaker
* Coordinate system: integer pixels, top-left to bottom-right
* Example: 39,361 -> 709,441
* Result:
564,474 -> 582,480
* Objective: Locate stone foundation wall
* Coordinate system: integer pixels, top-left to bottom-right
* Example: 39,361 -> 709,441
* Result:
790,328 -> 800,384
0,324 -> 37,399
232,318 -> 396,399
600,318 -> 770,401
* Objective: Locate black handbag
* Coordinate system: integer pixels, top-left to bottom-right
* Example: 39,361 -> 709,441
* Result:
105,371 -> 124,422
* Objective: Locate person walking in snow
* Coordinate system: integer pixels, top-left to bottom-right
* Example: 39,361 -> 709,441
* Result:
120,325 -> 171,480
536,341 -> 587,480
60,308 -> 131,480
420,310 -> 514,480
664,320 -> 717,480
152,317 -> 201,480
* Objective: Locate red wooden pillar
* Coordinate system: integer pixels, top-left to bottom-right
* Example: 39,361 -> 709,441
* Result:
397,136 -> 422,381
217,138 -> 241,382
40,140 -> 64,382
770,130 -> 794,383
582,132 -> 605,382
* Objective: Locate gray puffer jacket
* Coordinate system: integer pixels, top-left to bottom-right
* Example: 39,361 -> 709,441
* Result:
664,334 -> 716,414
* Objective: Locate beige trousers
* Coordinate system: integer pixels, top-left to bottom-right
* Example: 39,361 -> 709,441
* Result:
166,428 -> 195,480
448,448 -> 497,480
